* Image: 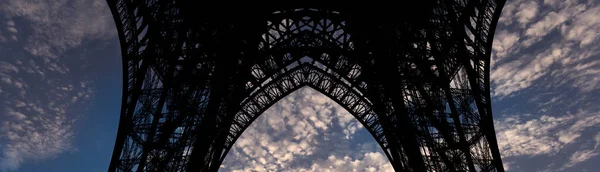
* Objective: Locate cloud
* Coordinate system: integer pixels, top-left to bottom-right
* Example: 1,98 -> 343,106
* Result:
496,110 -> 600,158
491,0 -> 600,98
491,43 -> 570,97
524,10 -> 569,37
0,0 -> 112,170
221,87 -> 391,172
495,114 -> 572,157
0,77 -> 94,171
491,30 -> 520,59
1,20 -> 18,42
0,0 -> 114,58
520,0 -> 587,47
561,4 -> 600,47
563,149 -> 599,169
491,10 -> 600,166
291,152 -> 394,172
0,106 -> 77,170
497,0 -> 518,26
502,161 -> 513,171
516,1 -> 539,26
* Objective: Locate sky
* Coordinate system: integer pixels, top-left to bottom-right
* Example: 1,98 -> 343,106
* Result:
0,0 -> 599,171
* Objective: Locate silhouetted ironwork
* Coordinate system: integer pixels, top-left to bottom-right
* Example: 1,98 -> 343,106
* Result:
106,1 -> 506,171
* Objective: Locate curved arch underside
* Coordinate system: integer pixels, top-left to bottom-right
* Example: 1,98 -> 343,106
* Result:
107,1 -> 507,172
225,63 -> 387,162
220,86 -> 394,171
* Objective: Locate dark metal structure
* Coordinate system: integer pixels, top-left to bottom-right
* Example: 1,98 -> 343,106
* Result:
107,1 -> 506,171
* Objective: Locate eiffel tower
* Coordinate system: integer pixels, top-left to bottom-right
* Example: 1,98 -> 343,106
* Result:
106,1 -> 507,171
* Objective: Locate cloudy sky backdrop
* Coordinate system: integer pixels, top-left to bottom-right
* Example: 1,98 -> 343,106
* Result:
0,0 -> 599,171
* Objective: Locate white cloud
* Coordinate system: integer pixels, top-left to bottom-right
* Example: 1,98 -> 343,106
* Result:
6,27 -> 17,34
0,0 -> 114,58
0,102 -> 80,171
595,133 -> 600,147
560,132 -> 600,170
221,87 -> 389,172
491,43 -> 570,97
559,121 -> 600,170
543,0 -> 560,6
2,20 -> 18,42
496,115 -> 571,157
491,0 -> 600,97
503,161 -> 513,171
292,152 -> 394,172
524,11 -> 568,37
521,0 -> 587,47
563,149 -> 599,169
14,101 -> 25,108
495,110 -> 600,158
497,0 -> 518,25
516,1 -> 539,26
492,30 -> 520,59
561,5 -> 600,47
0,0 -> 109,170
6,108 -> 27,120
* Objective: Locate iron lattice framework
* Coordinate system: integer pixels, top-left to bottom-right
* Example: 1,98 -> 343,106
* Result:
107,1 -> 506,172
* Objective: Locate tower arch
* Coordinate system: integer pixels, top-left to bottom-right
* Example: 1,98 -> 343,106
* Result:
201,9 -> 410,170
106,2 -> 507,172
217,61 -> 391,166
220,86 -> 395,171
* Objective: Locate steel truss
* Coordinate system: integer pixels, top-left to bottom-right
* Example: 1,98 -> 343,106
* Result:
107,1 -> 506,172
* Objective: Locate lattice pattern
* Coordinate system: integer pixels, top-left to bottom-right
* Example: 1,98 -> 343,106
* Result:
221,63 -> 386,161
106,1 -> 507,172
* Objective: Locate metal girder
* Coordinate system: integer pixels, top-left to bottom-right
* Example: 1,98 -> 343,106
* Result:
107,1 -> 506,172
